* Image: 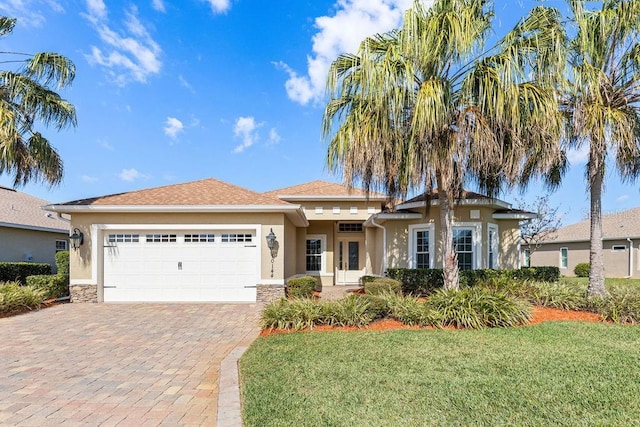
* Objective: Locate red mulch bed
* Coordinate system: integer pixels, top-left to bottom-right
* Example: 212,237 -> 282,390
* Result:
260,306 -> 603,337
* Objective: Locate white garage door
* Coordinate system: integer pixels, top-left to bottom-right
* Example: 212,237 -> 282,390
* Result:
103,230 -> 258,302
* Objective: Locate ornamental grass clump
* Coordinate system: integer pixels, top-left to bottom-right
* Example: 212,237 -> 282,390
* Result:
319,295 -> 374,327
590,292 -> 640,324
528,281 -> 587,311
261,298 -> 322,330
0,281 -> 46,314
380,291 -> 435,326
425,288 -> 531,329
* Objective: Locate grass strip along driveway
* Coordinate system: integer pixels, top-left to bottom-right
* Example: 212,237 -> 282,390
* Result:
240,322 -> 640,426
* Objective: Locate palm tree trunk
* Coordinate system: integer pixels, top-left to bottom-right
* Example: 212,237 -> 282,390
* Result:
437,173 -> 459,291
587,152 -> 607,296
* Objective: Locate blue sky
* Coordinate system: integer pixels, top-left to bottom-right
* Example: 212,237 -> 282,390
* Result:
0,0 -> 637,225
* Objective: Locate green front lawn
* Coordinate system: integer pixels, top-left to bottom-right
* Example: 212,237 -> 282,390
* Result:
241,322 -> 640,426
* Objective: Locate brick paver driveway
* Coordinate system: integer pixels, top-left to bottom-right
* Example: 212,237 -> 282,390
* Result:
0,303 -> 261,426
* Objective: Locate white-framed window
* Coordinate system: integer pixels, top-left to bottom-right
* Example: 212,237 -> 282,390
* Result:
454,228 -> 474,270
55,240 -> 68,252
560,247 -> 568,269
612,245 -> 627,252
306,235 -> 326,272
408,224 -> 435,269
487,223 -> 499,269
523,248 -> 531,267
338,223 -> 363,233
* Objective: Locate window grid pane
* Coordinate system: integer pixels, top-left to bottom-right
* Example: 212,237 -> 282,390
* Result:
561,248 -> 568,268
306,239 -> 322,271
108,234 -> 140,243
146,234 -> 176,243
454,229 -> 473,270
184,234 -> 215,243
415,230 -> 430,269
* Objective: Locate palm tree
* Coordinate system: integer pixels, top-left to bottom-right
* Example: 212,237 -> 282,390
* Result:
560,0 -> 640,296
0,16 -> 76,187
323,0 -> 566,290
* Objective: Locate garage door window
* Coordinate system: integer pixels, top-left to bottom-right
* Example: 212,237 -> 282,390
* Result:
221,233 -> 252,243
146,234 -> 177,243
108,234 -> 140,243
184,234 -> 215,242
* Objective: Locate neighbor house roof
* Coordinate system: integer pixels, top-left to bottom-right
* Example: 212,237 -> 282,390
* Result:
541,207 -> 640,243
55,178 -> 290,207
0,186 -> 69,233
264,180 -> 389,201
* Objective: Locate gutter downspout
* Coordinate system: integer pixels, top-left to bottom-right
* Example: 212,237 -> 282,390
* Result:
627,238 -> 634,278
370,216 -> 387,276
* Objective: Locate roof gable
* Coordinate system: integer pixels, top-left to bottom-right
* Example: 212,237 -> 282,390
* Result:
59,178 -> 290,206
0,186 -> 69,232
264,180 -> 389,200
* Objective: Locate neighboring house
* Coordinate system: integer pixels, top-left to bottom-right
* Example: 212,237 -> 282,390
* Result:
522,207 -> 640,278
44,178 -> 534,303
0,186 -> 70,272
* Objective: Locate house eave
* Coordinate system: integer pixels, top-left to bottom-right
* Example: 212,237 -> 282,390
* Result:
43,204 -> 310,227
397,198 -> 511,210
492,213 -> 538,220
526,235 -> 640,245
0,221 -> 69,234
364,212 -> 423,226
277,195 -> 388,202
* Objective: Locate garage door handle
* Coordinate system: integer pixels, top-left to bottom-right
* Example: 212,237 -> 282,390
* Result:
244,285 -> 257,288
104,285 -> 117,288
245,245 -> 256,247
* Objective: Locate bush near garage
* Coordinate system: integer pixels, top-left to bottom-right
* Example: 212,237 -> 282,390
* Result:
0,281 -> 46,314
0,263 -> 51,284
286,276 -> 319,298
25,274 -> 69,299
55,250 -> 70,275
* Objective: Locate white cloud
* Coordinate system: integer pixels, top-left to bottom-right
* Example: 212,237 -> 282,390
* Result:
233,116 -> 263,153
118,168 -> 150,182
84,3 -> 162,85
0,0 -> 64,27
98,139 -> 114,150
616,194 -> 630,203
163,117 -> 184,139
280,0 -> 419,105
151,0 -> 166,13
567,145 -> 589,165
81,174 -> 99,183
179,75 -> 195,93
202,0 -> 231,14
268,128 -> 281,145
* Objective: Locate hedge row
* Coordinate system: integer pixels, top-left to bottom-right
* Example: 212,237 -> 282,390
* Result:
0,263 -> 51,284
386,267 -> 560,296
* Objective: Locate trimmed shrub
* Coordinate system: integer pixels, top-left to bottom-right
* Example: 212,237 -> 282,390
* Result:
319,295 -> 374,327
365,278 -> 402,296
55,251 -> 70,275
0,281 -> 46,314
515,266 -> 560,282
0,263 -> 51,284
425,288 -> 532,329
286,276 -> 318,299
574,263 -> 590,278
386,268 -> 444,295
26,274 -> 69,299
261,298 -> 322,330
360,275 -> 382,286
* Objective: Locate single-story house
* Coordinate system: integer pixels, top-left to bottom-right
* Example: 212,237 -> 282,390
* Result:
0,185 -> 70,272
44,178 -> 534,303
522,207 -> 640,278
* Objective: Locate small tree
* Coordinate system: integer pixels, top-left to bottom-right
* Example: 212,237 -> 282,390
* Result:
518,195 -> 564,255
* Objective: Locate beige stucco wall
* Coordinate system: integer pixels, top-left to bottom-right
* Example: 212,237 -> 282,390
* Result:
527,239 -> 640,278
283,216 -> 297,279
68,212 -> 288,284
0,226 -> 68,272
304,220 -> 335,286
382,206 -> 521,271
300,201 -> 384,221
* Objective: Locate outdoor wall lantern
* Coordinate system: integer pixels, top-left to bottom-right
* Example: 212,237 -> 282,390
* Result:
69,228 -> 84,250
265,228 -> 278,277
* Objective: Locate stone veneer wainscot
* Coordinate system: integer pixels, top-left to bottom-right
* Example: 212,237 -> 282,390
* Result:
70,284 -> 97,303
256,284 -> 285,303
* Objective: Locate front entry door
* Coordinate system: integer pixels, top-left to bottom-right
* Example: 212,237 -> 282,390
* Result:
336,238 -> 364,285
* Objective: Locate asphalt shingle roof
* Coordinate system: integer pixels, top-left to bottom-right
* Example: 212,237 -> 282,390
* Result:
264,180 -> 389,199
0,186 -> 69,232
545,207 -> 640,242
58,178 -> 290,206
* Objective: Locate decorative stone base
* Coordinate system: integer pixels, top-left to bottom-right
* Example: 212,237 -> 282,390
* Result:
256,284 -> 285,303
70,284 -> 98,303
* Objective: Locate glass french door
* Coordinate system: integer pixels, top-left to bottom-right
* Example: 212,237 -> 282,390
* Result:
336,239 -> 363,285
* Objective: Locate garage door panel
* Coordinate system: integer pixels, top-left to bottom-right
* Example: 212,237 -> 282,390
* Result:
103,230 -> 258,302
